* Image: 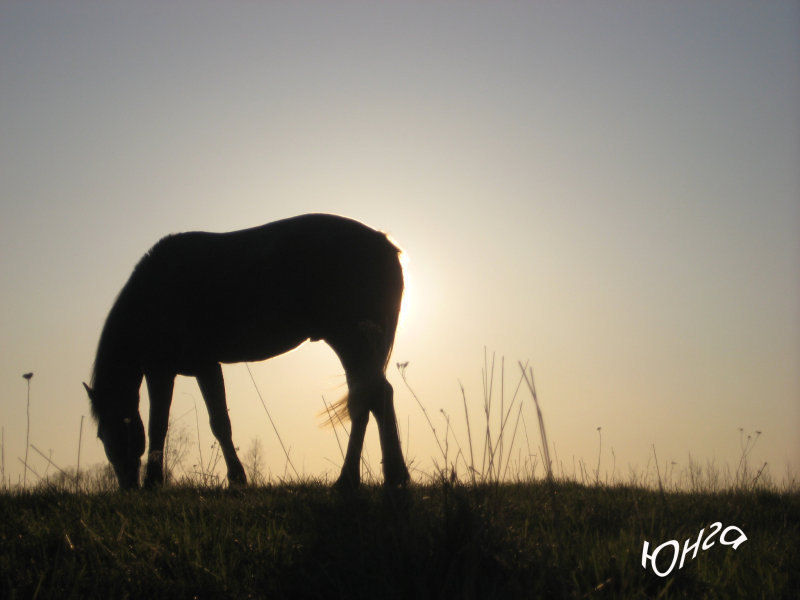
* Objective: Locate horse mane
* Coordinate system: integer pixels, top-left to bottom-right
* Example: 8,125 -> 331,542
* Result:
88,242 -> 162,418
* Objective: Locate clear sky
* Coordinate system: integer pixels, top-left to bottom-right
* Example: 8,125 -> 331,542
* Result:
2,1 -> 798,487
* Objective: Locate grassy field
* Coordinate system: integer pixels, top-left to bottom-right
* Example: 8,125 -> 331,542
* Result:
4,362 -> 797,597
1,479 -> 798,599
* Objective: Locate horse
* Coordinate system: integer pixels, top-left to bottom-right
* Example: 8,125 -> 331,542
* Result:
83,213 -> 410,490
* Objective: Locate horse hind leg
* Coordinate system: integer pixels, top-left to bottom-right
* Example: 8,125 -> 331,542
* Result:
332,364 -> 409,489
335,406 -> 369,490
329,321 -> 409,489
196,363 -> 247,486
371,378 -> 410,487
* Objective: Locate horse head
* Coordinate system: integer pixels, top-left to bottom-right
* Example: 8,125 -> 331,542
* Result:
83,382 -> 145,489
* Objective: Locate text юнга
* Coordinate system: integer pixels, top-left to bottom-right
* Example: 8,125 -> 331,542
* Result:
641,523 -> 747,577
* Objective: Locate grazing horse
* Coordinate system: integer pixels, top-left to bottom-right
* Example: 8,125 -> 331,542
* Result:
83,213 -> 409,490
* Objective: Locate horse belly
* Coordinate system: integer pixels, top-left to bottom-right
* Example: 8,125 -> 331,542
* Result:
199,304 -> 313,363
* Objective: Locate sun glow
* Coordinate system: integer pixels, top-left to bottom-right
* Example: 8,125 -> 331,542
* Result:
397,247 -> 415,335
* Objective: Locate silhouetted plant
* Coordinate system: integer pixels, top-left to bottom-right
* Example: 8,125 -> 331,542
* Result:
243,438 -> 266,485
22,372 -> 33,488
398,352 -> 541,486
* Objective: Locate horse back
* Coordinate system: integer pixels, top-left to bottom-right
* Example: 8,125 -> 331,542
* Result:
120,214 -> 403,366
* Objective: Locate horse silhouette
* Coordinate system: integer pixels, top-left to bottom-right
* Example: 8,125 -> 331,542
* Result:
83,213 -> 409,490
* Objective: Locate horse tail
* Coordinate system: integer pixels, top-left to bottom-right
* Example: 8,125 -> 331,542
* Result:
321,394 -> 351,428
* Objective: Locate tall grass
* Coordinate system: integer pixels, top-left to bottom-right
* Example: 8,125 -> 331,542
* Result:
2,354 -> 793,494
396,354 -> 549,487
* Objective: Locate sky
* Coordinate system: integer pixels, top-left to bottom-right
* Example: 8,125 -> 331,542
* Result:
1,1 -> 798,488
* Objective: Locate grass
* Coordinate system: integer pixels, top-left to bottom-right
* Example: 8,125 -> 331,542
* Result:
1,481 -> 798,599
4,354 -> 798,597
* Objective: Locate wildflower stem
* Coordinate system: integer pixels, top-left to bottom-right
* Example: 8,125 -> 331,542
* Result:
22,373 -> 33,488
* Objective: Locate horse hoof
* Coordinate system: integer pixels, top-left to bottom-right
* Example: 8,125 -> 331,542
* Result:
333,473 -> 360,492
384,467 -> 410,490
228,476 -> 247,488
227,468 -> 247,488
142,480 -> 161,490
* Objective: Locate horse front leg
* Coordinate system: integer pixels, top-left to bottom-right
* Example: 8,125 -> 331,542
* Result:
197,363 -> 247,486
143,373 -> 175,488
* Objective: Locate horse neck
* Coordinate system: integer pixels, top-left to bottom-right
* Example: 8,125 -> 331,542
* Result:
92,316 -> 143,396
93,355 -> 141,394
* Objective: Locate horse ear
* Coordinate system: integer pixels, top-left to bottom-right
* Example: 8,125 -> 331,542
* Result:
82,382 -> 94,399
